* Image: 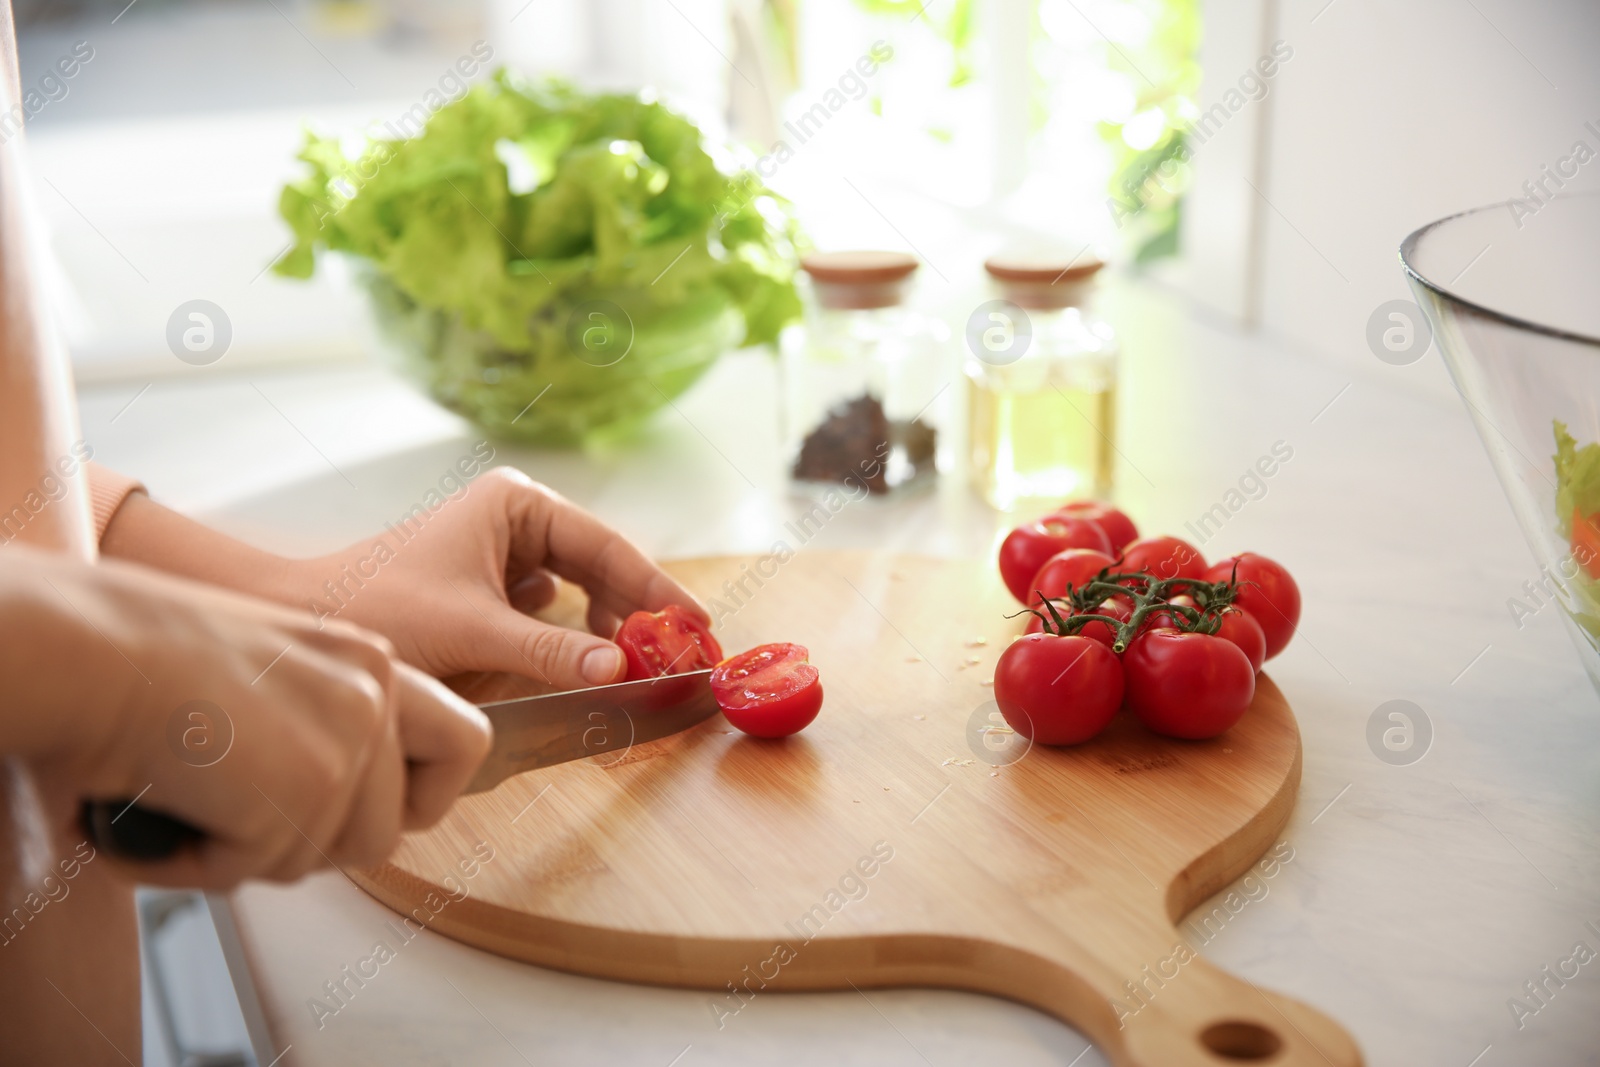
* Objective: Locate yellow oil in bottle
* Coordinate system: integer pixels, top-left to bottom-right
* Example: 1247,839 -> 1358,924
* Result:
967,359 -> 1116,511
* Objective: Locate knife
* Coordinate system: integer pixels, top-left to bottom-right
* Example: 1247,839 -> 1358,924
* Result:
82,670 -> 719,862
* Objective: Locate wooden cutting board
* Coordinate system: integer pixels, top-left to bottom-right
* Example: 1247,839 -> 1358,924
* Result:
354,551 -> 1360,1066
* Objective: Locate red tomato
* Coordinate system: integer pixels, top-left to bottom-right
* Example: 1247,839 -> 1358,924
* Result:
615,605 -> 723,681
1203,553 -> 1301,660
1122,630 -> 1255,740
1573,509 -> 1600,580
1215,608 -> 1267,673
1053,501 -> 1139,553
710,643 -> 823,738
1143,594 -> 1199,633
1119,536 -> 1207,582
1031,548 -> 1117,604
998,517 -> 1112,603
993,633 -> 1124,746
1027,594 -> 1131,648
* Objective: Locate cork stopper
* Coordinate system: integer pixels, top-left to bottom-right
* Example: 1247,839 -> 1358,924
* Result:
983,253 -> 1105,309
801,251 -> 919,310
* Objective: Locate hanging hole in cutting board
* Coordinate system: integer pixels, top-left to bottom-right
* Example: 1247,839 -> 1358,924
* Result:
1199,1020 -> 1284,1060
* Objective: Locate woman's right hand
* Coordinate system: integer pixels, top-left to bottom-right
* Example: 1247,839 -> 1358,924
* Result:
0,545 -> 491,890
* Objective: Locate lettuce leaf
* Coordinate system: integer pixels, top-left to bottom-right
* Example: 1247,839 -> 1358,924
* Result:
1553,420 -> 1600,537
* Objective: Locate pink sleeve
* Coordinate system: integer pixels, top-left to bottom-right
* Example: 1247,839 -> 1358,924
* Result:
86,462 -> 144,544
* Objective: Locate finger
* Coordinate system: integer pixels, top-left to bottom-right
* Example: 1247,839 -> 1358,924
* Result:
586,601 -> 622,642
468,601 -> 625,689
507,569 -> 560,615
324,683 -> 406,870
498,472 -> 709,622
393,664 -> 492,829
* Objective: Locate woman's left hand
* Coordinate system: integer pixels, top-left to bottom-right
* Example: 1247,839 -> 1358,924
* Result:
99,466 -> 710,691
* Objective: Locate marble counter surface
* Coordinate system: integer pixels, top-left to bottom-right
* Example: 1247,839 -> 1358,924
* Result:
78,282 -> 1600,1067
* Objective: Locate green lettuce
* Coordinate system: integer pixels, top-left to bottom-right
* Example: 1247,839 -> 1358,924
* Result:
275,74 -> 801,441
1554,420 -> 1600,538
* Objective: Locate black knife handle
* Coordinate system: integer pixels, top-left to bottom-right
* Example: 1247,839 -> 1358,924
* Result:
82,800 -> 204,861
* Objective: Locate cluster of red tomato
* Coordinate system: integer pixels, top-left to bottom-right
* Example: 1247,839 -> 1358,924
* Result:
993,502 -> 1301,745
614,605 -> 823,738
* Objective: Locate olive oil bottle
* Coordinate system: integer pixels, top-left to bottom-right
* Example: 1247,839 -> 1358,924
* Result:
966,254 -> 1118,511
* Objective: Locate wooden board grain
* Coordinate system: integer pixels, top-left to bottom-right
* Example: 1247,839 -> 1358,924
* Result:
355,551 -> 1360,1067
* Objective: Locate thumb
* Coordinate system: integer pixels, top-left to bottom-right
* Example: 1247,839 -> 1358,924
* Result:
483,607 -> 625,689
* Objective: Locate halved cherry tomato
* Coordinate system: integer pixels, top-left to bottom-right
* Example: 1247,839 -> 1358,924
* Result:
1053,501 -> 1139,553
616,605 -> 723,681
1119,536 -> 1207,583
710,643 -> 823,738
1122,630 -> 1255,740
998,517 -> 1112,603
1203,553 -> 1300,660
993,633 -> 1124,746
1031,548 -> 1117,605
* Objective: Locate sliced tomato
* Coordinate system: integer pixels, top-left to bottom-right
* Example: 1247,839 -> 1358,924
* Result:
710,643 -> 823,738
616,605 -> 723,681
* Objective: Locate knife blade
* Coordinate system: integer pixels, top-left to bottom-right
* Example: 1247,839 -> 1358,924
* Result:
83,670 -> 720,860
464,669 -> 718,793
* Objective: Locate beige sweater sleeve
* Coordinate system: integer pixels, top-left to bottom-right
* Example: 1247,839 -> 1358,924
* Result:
85,462 -> 144,544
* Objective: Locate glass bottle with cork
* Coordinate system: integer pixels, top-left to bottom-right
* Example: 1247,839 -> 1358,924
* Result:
782,251 -> 951,496
965,253 -> 1117,511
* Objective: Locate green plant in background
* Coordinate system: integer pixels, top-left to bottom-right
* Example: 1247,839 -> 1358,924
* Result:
276,72 -> 803,444
850,0 -> 977,87
839,0 -> 1199,261
1097,0 -> 1201,262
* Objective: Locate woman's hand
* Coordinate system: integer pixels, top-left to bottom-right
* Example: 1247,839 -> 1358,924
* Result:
297,467 -> 710,689
2,546 -> 492,889
100,466 -> 710,692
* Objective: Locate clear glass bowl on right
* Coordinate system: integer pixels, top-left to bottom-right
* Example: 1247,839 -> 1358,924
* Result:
1401,191 -> 1600,691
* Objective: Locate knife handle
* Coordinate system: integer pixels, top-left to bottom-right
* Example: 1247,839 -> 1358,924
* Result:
81,800 -> 204,862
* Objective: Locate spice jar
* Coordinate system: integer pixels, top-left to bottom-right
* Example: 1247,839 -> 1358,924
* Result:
965,253 -> 1118,511
782,251 -> 952,496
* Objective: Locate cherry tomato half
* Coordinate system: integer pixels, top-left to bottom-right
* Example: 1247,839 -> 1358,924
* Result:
616,605 -> 723,681
1119,536 -> 1208,583
1122,630 -> 1255,740
998,517 -> 1113,604
1203,553 -> 1300,660
710,643 -> 823,738
1053,501 -> 1139,553
993,633 -> 1124,746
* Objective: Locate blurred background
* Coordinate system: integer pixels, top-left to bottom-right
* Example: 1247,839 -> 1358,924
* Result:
10,3 -> 1600,1065
16,0 -> 1598,391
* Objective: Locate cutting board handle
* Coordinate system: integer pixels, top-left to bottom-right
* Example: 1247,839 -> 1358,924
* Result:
1035,945 -> 1362,1067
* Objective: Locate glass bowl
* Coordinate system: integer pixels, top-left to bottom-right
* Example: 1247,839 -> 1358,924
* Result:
363,271 -> 744,447
1401,192 -> 1600,690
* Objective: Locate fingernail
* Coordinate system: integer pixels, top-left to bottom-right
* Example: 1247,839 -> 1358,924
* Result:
582,646 -> 623,685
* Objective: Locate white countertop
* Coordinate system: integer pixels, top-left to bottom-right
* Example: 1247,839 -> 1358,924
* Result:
78,281 -> 1600,1067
